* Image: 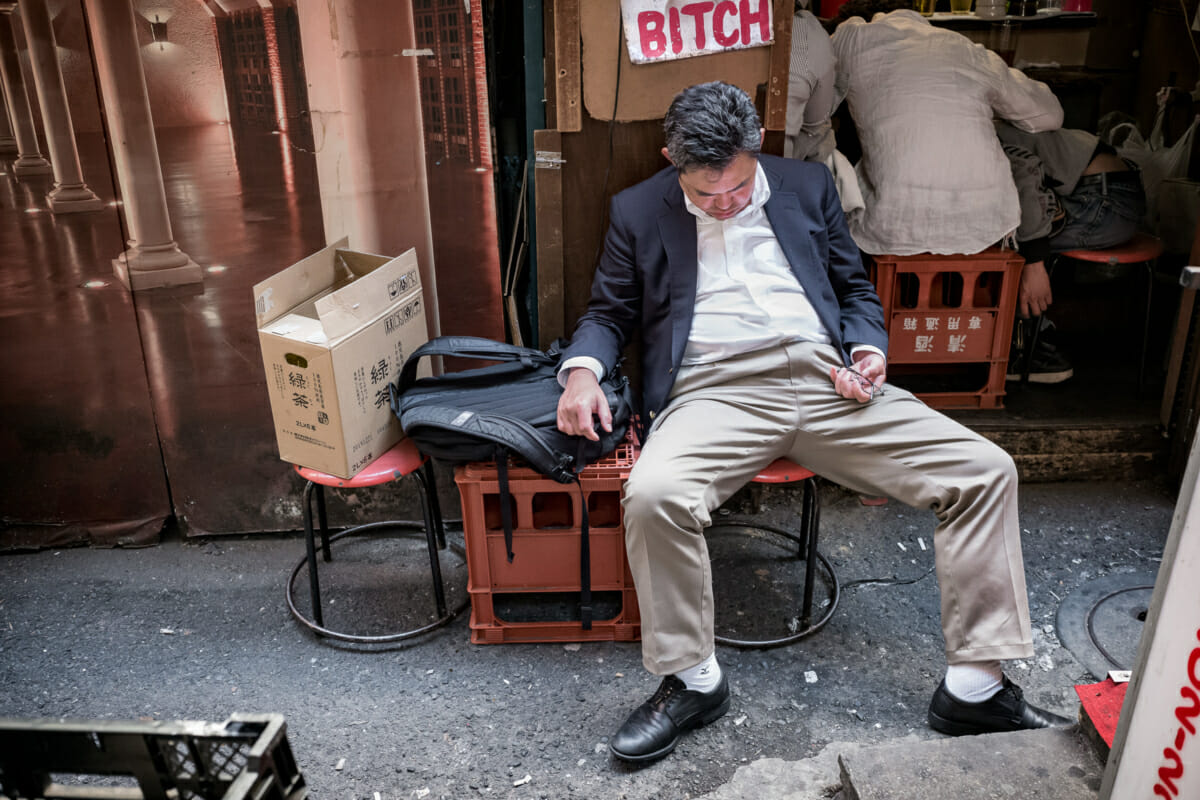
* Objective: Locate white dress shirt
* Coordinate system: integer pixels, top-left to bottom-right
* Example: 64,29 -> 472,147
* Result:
681,161 -> 830,364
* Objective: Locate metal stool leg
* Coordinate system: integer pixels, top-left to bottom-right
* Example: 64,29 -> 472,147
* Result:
801,479 -> 820,629
1139,260 -> 1154,390
423,461 -> 447,550
414,470 -> 449,619
315,481 -> 331,562
301,481 -> 325,628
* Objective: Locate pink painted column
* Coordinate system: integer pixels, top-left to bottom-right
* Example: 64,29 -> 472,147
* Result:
0,6 -> 50,176
18,0 -> 102,212
82,0 -> 200,290
297,0 -> 441,339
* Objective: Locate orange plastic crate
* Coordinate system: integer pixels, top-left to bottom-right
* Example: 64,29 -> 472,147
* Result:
454,438 -> 641,644
869,249 -> 1024,409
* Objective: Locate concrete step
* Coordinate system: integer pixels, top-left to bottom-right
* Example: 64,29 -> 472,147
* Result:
974,423 -> 1165,483
696,726 -> 1106,800
838,726 -> 1104,800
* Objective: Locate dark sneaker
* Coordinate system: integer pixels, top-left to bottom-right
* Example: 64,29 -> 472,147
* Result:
1024,338 -> 1074,383
1007,319 -> 1074,384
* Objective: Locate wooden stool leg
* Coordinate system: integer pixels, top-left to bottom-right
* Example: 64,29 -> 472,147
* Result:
415,470 -> 449,619
301,481 -> 325,628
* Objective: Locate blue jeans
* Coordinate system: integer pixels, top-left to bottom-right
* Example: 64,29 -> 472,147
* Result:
1049,172 -> 1146,254
1004,142 -> 1147,254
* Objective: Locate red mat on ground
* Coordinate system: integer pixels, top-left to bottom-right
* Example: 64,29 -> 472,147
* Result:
1076,679 -> 1129,747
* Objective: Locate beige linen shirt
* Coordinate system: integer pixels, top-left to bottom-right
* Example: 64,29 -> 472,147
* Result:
831,10 -> 1063,256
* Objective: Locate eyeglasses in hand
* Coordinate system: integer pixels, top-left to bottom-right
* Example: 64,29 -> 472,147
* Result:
845,367 -> 885,400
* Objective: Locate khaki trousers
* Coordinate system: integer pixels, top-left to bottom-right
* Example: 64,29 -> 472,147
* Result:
624,341 -> 1034,675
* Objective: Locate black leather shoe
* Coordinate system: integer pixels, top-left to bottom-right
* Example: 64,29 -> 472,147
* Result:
928,677 -> 1073,736
609,674 -> 731,763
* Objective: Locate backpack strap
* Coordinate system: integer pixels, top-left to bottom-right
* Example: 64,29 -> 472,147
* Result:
396,336 -> 555,395
492,448 -> 591,629
496,445 -> 516,563
576,476 -> 592,630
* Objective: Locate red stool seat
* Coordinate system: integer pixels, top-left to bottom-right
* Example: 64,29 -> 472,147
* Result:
296,436 -> 428,488
750,459 -> 817,484
1059,231 -> 1164,265
286,438 -> 467,644
708,457 -> 839,649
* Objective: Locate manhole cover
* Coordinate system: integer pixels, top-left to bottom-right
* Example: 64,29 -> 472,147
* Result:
1056,572 -> 1158,680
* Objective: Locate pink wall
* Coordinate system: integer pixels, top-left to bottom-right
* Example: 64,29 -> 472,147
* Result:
49,0 -> 228,133
133,2 -> 228,127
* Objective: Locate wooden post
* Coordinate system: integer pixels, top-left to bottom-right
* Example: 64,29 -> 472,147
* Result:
554,0 -> 581,132
761,0 -> 792,156
535,129 -> 566,347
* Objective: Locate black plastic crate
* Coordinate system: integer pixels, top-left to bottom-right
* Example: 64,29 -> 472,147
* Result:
0,713 -> 306,800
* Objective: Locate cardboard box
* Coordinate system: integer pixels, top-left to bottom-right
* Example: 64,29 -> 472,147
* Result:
253,237 -> 430,479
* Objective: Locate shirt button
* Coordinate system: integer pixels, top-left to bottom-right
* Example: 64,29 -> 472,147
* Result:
649,411 -> 656,419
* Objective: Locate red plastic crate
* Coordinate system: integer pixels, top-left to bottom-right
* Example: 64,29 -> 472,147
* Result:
869,249 -> 1024,409
454,438 -> 641,644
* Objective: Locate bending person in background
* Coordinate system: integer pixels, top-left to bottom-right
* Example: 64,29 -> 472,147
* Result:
997,121 -> 1147,383
556,81 -> 1070,765
785,4 -> 837,162
829,2 -> 1062,256
786,3 -> 865,216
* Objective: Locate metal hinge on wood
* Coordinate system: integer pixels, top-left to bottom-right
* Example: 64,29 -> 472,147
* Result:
1181,266 -> 1200,290
535,151 -> 565,169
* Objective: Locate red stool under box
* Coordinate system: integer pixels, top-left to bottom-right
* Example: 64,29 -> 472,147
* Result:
285,437 -> 467,644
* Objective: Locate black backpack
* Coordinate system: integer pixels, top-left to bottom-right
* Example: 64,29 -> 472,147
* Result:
389,336 -> 635,628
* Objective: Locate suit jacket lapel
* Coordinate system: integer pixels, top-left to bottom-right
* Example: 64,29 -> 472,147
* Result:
763,164 -> 809,285
658,180 -> 698,370
762,160 -> 845,354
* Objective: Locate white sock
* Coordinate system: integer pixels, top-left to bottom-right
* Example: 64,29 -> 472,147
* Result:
944,661 -> 1004,703
675,652 -> 722,693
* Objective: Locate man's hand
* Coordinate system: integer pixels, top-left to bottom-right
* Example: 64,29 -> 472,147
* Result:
1018,260 -> 1052,318
557,367 -> 613,442
829,352 -> 887,403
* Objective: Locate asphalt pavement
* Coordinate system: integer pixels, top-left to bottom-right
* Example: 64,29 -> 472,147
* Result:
0,477 -> 1177,799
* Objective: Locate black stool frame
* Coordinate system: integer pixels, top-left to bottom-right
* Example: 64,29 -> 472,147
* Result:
286,462 -> 467,644
709,478 -> 840,649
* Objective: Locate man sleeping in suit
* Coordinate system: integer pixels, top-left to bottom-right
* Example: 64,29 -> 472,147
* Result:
555,81 -> 1070,763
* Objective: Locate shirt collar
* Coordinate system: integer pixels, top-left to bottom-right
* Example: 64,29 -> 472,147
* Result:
682,160 -> 771,223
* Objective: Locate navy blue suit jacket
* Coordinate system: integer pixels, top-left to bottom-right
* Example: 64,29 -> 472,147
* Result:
564,154 -> 887,422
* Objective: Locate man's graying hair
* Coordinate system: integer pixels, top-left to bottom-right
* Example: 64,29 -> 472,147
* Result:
663,82 -> 761,173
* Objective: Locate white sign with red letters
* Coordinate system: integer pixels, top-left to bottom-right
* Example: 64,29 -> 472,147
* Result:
1101,432 -> 1200,799
620,0 -> 774,64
